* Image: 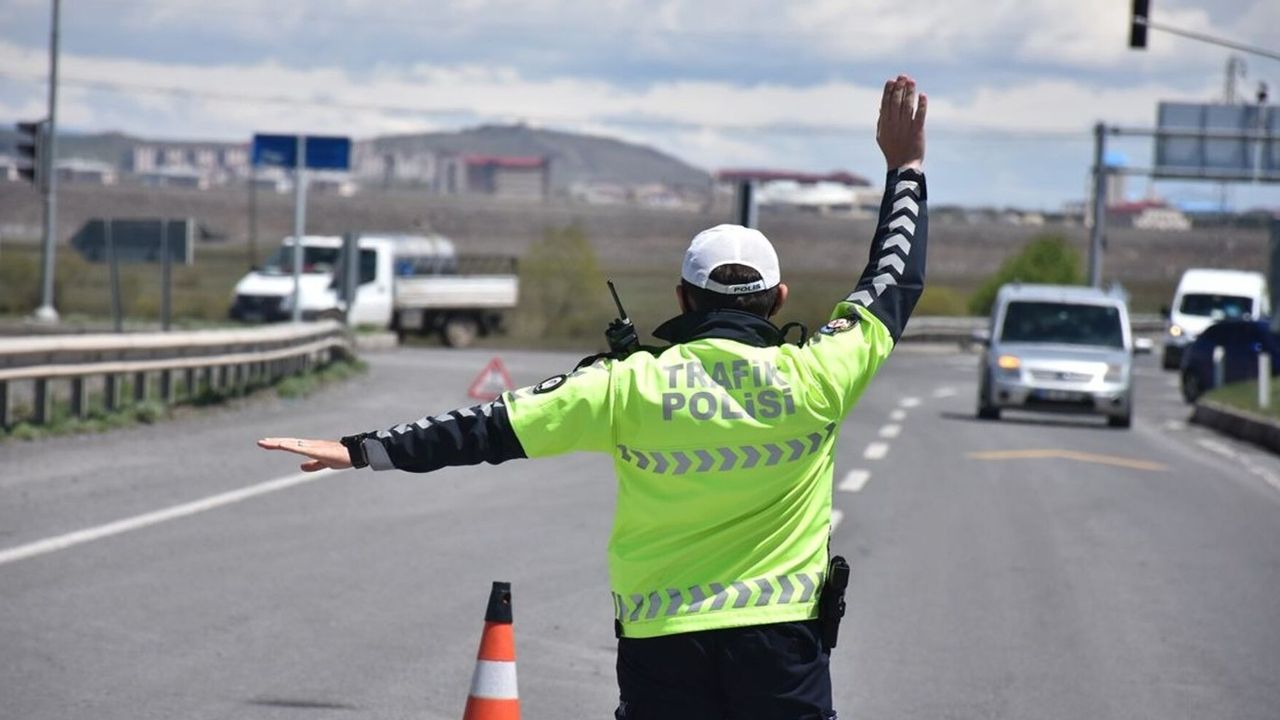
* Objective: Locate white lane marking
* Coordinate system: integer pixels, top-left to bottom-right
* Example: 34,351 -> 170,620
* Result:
900,397 -> 921,408
879,424 -> 901,439
0,469 -> 343,567
1196,438 -> 1280,493
889,408 -> 907,421
932,387 -> 957,398
831,509 -> 845,532
838,469 -> 871,493
863,442 -> 890,460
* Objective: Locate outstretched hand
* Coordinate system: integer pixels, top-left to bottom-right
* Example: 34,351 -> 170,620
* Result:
877,74 -> 927,171
257,437 -> 353,472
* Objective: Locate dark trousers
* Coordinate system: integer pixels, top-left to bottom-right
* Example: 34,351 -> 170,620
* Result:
615,620 -> 835,720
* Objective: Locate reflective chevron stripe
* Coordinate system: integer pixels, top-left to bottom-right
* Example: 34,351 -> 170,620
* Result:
613,571 -> 826,624
846,172 -> 922,309
616,424 -> 835,475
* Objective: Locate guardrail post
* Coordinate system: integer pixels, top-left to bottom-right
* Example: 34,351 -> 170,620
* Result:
0,381 -> 9,429
1260,352 -> 1271,410
233,363 -> 244,394
71,376 -> 88,419
105,374 -> 120,411
34,378 -> 50,425
134,371 -> 148,404
1212,346 -> 1225,389
160,369 -> 174,404
184,368 -> 196,399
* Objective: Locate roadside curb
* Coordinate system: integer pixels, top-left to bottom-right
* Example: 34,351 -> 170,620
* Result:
1191,399 -> 1280,454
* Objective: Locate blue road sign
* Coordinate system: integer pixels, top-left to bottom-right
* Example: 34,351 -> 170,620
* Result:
251,134 -> 351,170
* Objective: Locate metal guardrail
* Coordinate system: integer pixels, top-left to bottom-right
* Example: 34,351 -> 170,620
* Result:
901,314 -> 1167,344
0,321 -> 353,428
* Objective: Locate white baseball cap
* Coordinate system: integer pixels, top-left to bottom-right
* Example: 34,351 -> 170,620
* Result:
681,224 -> 781,295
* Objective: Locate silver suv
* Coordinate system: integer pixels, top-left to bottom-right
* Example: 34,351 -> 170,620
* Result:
976,284 -> 1144,429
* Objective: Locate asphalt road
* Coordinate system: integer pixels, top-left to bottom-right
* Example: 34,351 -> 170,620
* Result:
2,344 -> 1279,720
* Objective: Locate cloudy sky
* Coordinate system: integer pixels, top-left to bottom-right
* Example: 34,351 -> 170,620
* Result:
1,0 -> 1277,209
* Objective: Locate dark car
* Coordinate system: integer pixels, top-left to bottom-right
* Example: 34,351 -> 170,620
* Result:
1180,320 -> 1280,403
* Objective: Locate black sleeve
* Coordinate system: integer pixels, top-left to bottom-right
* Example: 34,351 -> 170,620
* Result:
841,167 -> 928,343
340,396 -> 527,473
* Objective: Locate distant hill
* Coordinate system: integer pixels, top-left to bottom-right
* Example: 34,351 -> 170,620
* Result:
0,124 -> 713,192
366,124 -> 711,192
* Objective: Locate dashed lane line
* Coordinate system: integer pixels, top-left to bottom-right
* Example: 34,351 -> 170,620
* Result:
863,442 -> 890,460
889,408 -> 907,421
0,469 -> 343,568
838,469 -> 871,493
932,387 -> 957,398
879,424 -> 902,439
900,397 -> 921,408
831,509 -> 845,532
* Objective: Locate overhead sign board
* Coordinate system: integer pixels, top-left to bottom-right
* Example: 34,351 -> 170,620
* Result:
1153,102 -> 1279,182
251,134 -> 351,170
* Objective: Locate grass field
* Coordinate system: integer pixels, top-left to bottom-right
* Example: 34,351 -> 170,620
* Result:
1204,379 -> 1280,421
0,236 -> 977,350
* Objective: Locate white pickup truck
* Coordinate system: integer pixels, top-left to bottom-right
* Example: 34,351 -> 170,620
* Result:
229,234 -> 518,347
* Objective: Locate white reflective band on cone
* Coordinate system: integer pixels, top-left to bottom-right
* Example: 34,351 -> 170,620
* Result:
469,659 -> 519,699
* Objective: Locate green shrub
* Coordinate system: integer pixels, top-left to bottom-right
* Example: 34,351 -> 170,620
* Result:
914,285 -> 968,316
967,234 -> 1083,316
514,224 -> 611,342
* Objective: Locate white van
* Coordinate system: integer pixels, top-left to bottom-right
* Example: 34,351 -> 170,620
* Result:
1162,268 -> 1270,369
230,233 -> 518,347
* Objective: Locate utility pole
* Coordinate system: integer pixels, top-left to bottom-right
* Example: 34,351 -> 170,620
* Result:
32,0 -> 61,323
1088,122 -> 1107,288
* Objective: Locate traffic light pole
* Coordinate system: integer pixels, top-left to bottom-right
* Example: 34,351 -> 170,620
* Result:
33,0 -> 61,323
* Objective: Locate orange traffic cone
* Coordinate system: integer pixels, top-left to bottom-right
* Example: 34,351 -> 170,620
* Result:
462,581 -> 519,720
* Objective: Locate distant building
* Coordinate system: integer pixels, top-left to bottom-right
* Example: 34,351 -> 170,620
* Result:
55,158 -> 117,185
139,166 -> 208,190
131,142 -> 249,186
351,146 -> 438,188
309,171 -> 358,197
1108,200 -> 1192,231
716,168 -> 876,216
454,155 -> 549,200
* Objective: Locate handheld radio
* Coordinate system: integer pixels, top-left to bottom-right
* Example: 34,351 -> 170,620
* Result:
605,280 -> 641,356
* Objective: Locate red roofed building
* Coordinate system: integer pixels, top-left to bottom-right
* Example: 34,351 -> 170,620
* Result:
435,154 -> 550,200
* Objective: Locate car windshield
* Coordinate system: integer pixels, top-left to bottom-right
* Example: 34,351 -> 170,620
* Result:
260,246 -> 340,275
1179,293 -> 1252,319
1000,301 -> 1124,348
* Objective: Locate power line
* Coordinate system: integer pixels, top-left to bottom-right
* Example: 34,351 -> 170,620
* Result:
0,69 -> 1092,142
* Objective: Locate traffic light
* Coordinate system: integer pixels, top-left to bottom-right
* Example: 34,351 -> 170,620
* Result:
15,120 -> 45,186
1129,0 -> 1150,49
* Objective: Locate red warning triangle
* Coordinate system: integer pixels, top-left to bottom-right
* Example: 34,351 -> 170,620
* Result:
468,356 -> 514,401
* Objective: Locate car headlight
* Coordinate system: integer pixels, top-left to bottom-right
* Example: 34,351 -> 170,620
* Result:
1105,363 -> 1126,383
1168,324 -> 1183,338
996,355 -> 1021,374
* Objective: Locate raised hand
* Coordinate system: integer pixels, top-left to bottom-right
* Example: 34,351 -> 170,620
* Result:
257,437 -> 353,472
876,75 -> 927,171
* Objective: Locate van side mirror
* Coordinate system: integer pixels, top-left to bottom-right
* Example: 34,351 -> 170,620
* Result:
969,328 -> 991,347
1159,305 -> 1170,319
1133,337 -> 1154,355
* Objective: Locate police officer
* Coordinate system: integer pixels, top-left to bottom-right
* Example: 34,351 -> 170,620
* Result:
259,74 -> 928,719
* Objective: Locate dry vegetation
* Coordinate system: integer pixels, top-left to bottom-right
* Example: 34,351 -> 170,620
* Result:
1,182 -> 1268,345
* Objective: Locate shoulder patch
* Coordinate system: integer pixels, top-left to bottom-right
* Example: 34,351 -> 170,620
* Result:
819,315 -> 859,335
532,374 -> 568,394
